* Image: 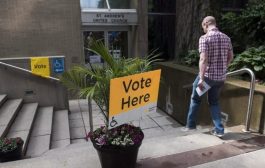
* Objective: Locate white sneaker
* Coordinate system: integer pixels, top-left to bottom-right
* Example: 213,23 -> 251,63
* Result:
210,129 -> 224,138
181,127 -> 197,132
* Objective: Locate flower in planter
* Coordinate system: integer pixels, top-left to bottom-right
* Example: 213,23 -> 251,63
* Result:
87,124 -> 144,147
0,137 -> 23,153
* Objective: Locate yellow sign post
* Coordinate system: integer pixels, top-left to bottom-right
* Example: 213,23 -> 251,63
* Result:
30,57 -> 50,78
108,69 -> 161,128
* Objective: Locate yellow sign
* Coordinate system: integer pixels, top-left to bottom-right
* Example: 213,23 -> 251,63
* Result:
31,57 -> 50,78
108,69 -> 161,128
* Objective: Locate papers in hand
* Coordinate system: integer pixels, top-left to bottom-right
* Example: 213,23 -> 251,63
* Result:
196,81 -> 211,96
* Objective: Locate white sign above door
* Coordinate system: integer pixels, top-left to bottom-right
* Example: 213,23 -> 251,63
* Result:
82,9 -> 138,26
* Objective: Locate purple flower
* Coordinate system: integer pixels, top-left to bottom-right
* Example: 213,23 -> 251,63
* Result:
89,124 -> 144,147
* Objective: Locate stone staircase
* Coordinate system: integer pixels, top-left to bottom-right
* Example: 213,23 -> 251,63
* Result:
0,124 -> 263,168
1,95 -> 264,168
0,94 -> 70,159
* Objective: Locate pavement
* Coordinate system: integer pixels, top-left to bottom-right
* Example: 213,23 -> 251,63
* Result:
68,99 -> 183,142
0,99 -> 264,168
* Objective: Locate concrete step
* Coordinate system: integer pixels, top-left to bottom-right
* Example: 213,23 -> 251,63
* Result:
190,148 -> 265,168
0,99 -> 23,138
0,94 -> 7,106
7,103 -> 38,155
26,106 -> 54,158
51,110 -> 70,149
139,125 -> 257,160
0,124 -> 264,168
138,134 -> 265,168
142,125 -> 210,141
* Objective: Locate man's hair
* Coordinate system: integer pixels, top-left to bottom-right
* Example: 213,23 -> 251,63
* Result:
203,16 -> 216,26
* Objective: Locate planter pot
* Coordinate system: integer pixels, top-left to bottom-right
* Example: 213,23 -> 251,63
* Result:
92,142 -> 142,168
0,143 -> 23,162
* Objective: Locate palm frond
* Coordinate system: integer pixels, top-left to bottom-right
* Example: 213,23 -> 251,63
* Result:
60,69 -> 87,92
85,38 -> 118,73
61,39 -> 162,127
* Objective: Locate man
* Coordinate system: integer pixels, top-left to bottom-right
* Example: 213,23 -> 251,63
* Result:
184,16 -> 233,137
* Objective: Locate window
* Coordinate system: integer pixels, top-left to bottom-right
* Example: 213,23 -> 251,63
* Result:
83,31 -> 128,64
148,0 -> 176,60
80,0 -> 137,9
80,0 -> 107,8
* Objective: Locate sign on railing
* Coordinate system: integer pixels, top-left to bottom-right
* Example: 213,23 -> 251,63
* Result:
30,57 -> 50,78
52,58 -> 65,74
30,56 -> 65,77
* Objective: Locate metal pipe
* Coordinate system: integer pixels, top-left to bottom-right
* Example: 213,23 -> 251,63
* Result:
226,68 -> 256,132
106,0 -> 111,10
0,61 -> 60,82
0,55 -> 65,61
88,98 -> 93,132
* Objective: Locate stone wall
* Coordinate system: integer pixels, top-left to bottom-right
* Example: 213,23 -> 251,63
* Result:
0,65 -> 69,110
156,62 -> 265,133
0,0 -> 83,69
136,0 -> 148,57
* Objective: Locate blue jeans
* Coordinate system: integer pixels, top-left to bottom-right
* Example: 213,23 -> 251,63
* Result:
186,76 -> 224,134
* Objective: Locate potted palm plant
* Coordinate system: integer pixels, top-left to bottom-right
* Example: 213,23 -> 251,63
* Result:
61,39 -> 160,168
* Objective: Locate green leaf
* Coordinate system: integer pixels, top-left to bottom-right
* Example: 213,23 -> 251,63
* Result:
254,65 -> 263,71
60,38 -> 162,126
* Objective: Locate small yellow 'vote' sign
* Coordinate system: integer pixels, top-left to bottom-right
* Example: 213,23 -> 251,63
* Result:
31,57 -> 50,78
108,69 -> 161,128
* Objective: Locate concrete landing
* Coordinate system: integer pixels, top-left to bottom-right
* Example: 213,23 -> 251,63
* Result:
137,135 -> 265,168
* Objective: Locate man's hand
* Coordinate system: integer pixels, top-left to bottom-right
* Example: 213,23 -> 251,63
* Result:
198,78 -> 205,91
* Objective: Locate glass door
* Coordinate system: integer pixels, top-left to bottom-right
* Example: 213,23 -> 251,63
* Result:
83,31 -> 104,64
83,30 -> 128,64
108,31 -> 128,59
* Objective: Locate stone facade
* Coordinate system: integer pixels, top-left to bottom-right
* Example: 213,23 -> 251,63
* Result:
136,0 -> 148,57
174,0 -> 222,61
0,0 -> 83,69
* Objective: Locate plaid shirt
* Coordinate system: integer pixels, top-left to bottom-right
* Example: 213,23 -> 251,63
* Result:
199,28 -> 233,81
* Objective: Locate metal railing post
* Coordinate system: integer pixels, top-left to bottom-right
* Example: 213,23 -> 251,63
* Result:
88,98 -> 93,132
226,68 -> 256,132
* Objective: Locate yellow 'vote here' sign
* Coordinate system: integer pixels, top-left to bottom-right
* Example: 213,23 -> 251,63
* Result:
108,69 -> 161,128
30,57 -> 50,78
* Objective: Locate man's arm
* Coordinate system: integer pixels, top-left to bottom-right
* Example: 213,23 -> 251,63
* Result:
199,52 -> 208,80
198,52 -> 208,90
227,50 -> 233,66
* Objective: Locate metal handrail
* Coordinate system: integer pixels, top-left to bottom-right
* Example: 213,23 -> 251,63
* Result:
0,56 -> 65,82
0,62 -> 59,81
0,55 -> 65,61
226,68 -> 255,132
